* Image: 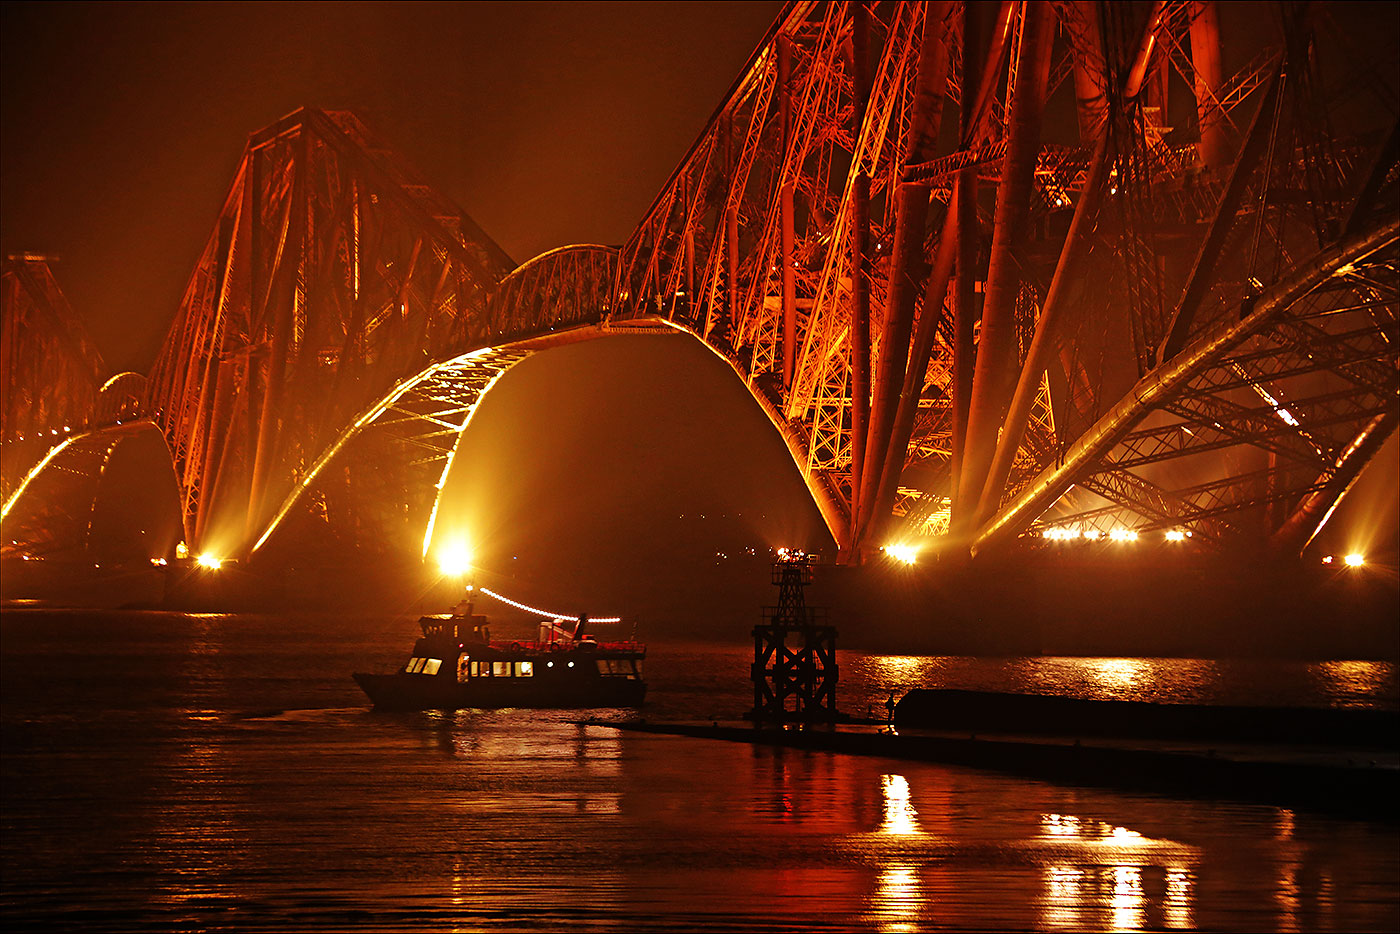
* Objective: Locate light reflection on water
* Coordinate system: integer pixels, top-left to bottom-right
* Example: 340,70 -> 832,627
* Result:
2,610 -> 1398,931
844,652 -> 1398,712
879,774 -> 921,837
1031,811 -> 1197,932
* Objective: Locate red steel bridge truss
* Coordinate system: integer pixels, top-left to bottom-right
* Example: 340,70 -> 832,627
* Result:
2,1 -> 1396,566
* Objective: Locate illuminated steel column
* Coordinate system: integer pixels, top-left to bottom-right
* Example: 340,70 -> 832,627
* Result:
950,0 -> 983,529
1068,0 -> 1109,144
975,0 -> 1117,522
1157,70 -> 1283,365
848,0 -> 873,526
957,0 -> 1053,525
1190,0 -> 1229,171
1270,410 -> 1399,557
976,131 -> 1113,523
248,130 -> 308,544
726,114 -> 740,339
779,32 -> 797,390
856,0 -> 953,546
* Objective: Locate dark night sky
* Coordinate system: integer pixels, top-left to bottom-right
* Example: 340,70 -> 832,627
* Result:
2,1 -> 1395,612
1,0 -> 782,372
1,0 -> 835,616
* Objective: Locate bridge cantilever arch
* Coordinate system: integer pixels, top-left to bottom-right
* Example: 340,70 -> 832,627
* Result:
4,2 -> 1398,568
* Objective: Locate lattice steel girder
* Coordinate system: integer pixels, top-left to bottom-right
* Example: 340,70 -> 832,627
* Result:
608,0 -> 1204,558
251,346 -> 531,557
1187,321 -> 1396,395
245,243 -> 624,559
1047,398 -> 1392,544
1076,469 -> 1234,543
1,421 -> 169,557
146,108 -> 516,555
1,256 -> 107,500
1110,398 -> 1393,472
1049,461 -> 1340,545
976,217 -> 1400,554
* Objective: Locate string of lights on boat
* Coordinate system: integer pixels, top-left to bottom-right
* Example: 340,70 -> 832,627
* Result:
475,587 -> 622,624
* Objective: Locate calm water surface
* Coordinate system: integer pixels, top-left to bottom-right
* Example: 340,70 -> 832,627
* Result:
2,610 -> 1397,931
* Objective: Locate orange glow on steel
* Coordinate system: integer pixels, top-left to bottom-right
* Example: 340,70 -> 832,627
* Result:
420,362 -> 516,558
97,371 -> 143,393
251,348 -> 497,554
1,435 -> 81,520
477,586 -> 620,624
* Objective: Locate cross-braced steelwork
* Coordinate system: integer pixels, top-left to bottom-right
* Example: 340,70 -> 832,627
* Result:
981,218 -> 1399,553
246,246 -> 632,560
253,346 -> 533,561
607,0 -> 1398,561
1,255 -> 106,502
146,108 -> 516,557
0,422 -> 165,559
9,3 -> 1393,568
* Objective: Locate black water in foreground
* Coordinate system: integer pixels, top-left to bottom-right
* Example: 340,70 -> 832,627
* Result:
3,609 -> 1398,931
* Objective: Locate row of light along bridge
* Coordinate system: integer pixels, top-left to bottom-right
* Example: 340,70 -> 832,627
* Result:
2,0 -> 1397,569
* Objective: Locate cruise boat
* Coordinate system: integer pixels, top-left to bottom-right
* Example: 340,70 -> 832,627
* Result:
353,596 -> 646,710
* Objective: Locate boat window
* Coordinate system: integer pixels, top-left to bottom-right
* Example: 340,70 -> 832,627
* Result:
404,657 -> 418,673
457,656 -> 470,683
598,659 -> 634,678
407,657 -> 427,673
518,661 -> 534,677
492,661 -> 510,677
423,658 -> 442,676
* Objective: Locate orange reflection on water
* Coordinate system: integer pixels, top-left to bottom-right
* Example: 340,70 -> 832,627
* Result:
1109,864 -> 1146,932
1310,659 -> 1396,707
1043,813 -> 1082,836
870,862 -> 923,933
1088,657 -> 1146,693
880,773 -> 922,837
1277,807 -> 1295,840
1035,812 -> 1198,933
1276,862 -> 1301,932
863,774 -> 928,931
1042,865 -> 1086,929
1164,866 -> 1194,929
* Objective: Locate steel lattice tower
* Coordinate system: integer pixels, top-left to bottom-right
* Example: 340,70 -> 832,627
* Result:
751,551 -> 839,723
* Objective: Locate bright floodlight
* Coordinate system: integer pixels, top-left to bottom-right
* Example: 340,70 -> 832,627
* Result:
884,543 -> 918,565
1344,553 -> 1365,567
196,553 -> 222,570
438,542 -> 473,577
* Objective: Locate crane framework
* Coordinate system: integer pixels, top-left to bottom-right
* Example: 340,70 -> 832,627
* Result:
2,1 -> 1396,567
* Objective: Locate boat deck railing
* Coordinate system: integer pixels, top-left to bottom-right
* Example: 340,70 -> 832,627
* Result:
487,639 -> 645,654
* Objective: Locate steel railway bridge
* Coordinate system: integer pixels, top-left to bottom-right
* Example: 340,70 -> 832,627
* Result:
3,0 -> 1397,568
